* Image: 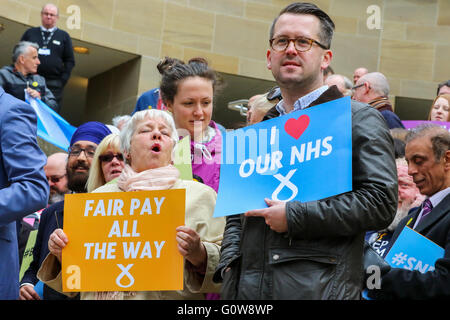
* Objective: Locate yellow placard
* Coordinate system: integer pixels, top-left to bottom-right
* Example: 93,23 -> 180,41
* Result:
62,189 -> 185,292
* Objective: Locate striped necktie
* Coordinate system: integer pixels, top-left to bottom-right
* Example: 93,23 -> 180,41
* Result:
417,198 -> 433,226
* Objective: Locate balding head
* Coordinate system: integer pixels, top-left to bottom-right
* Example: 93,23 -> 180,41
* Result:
41,3 -> 59,29
352,72 -> 390,103
44,152 -> 68,203
246,94 -> 264,124
353,67 -> 368,84
248,93 -> 277,125
326,74 -> 352,96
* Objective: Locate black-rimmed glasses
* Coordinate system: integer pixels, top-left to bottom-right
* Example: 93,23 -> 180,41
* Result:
352,83 -> 365,90
269,36 -> 329,52
68,146 -> 96,158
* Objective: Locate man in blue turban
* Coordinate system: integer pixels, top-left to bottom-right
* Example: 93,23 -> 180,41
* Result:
66,121 -> 112,193
20,121 -> 111,300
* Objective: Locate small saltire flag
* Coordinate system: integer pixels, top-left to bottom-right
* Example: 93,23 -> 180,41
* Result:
25,91 -> 77,151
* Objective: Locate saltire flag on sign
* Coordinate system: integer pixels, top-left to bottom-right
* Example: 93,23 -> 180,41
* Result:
214,96 -> 353,217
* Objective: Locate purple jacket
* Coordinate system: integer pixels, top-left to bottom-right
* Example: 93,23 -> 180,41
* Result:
190,121 -> 222,193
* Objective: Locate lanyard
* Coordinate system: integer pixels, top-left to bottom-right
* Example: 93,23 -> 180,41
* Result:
41,29 -> 55,48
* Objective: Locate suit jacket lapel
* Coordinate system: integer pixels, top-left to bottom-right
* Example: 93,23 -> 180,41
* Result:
416,193 -> 450,233
405,207 -> 421,229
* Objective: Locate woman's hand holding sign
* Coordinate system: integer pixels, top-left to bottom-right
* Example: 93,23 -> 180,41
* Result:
245,198 -> 288,233
49,228 -> 68,262
176,226 -> 207,272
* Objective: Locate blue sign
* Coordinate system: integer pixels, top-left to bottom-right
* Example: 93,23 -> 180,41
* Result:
25,92 -> 77,151
385,226 -> 444,273
214,96 -> 353,217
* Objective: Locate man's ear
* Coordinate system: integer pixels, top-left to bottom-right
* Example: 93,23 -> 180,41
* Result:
266,49 -> 272,71
321,50 -> 333,70
364,81 -> 371,94
444,150 -> 450,171
17,55 -> 25,65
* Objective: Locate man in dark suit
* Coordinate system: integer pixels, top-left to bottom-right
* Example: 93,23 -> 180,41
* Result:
369,124 -> 450,299
21,3 -> 75,112
0,87 -> 49,300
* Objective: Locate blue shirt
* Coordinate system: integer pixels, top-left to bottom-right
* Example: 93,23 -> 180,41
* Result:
275,85 -> 329,115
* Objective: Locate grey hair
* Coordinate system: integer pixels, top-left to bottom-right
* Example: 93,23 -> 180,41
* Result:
405,124 -> 450,162
326,74 -> 353,96
343,76 -> 353,90
358,72 -> 390,97
12,41 -> 39,63
112,115 -> 131,127
119,109 -> 179,157
342,75 -> 353,96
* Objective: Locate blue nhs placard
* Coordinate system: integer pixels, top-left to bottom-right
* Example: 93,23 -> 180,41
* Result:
214,96 -> 352,218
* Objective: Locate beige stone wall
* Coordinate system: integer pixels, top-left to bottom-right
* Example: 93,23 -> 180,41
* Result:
85,57 -> 140,123
2,0 -> 449,105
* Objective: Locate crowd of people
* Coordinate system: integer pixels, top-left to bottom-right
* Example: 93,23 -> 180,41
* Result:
1,2 -> 449,301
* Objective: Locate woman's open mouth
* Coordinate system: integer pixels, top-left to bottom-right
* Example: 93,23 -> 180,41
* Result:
151,143 -> 161,153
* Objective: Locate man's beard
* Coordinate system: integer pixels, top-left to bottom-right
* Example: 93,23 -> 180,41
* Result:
48,192 -> 66,205
385,207 -> 409,232
67,166 -> 89,193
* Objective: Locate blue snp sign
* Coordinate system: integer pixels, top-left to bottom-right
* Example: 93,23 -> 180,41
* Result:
214,96 -> 352,218
385,226 -> 444,273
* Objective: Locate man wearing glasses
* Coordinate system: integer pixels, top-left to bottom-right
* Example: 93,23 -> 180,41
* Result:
352,72 -> 405,129
20,122 -> 111,300
45,152 -> 69,205
20,3 -> 75,112
216,2 -> 397,299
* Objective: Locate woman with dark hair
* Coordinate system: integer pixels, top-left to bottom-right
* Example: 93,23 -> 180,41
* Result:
159,57 -> 224,193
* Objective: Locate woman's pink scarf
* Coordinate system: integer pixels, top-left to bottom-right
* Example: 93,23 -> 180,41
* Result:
117,164 -> 179,191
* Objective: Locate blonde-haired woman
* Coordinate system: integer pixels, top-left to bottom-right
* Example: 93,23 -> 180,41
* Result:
86,133 -> 125,193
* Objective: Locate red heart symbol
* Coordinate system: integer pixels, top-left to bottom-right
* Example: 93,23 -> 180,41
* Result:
284,115 -> 310,139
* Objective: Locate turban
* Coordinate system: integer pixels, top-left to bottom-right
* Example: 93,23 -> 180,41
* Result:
70,121 -> 112,147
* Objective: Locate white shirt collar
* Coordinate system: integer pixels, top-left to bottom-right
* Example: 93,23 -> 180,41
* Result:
275,85 -> 329,115
413,187 -> 450,229
40,26 -> 57,32
428,187 -> 450,208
